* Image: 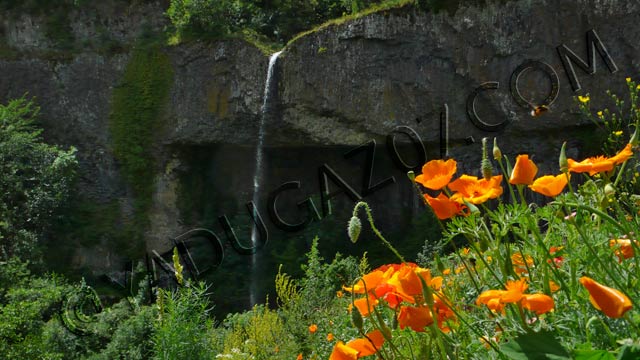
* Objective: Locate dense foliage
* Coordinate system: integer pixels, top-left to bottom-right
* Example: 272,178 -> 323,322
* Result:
165,0 -> 408,43
0,97 -> 77,262
108,46 -> 173,258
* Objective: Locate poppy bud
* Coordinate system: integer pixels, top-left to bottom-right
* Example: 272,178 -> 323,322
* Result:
481,138 -> 493,180
493,138 -> 502,160
348,216 -> 362,243
559,142 -> 568,173
604,183 -> 615,197
351,305 -> 364,330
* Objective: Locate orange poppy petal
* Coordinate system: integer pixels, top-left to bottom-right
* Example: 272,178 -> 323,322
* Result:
579,276 -> 632,318
424,193 -> 468,220
522,293 -> 555,314
415,159 -> 457,190
398,306 -> 434,332
329,341 -> 359,360
353,296 -> 378,317
476,289 -> 506,306
609,143 -> 633,165
346,330 -> 385,357
343,270 -> 384,293
449,175 -> 503,205
528,174 -> 568,197
510,154 -> 538,185
609,239 -> 635,260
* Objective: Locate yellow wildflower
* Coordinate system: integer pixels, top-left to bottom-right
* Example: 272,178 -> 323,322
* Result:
626,77 -> 632,83
578,95 -> 590,103
614,131 -> 623,136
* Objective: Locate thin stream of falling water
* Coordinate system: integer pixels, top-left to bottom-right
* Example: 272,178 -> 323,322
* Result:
249,50 -> 282,307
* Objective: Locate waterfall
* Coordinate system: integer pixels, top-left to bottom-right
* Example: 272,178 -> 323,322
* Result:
249,50 -> 282,307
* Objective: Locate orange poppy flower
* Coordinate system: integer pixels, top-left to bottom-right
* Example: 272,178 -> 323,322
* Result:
346,330 -> 385,357
501,278 -> 529,303
608,143 -> 633,165
549,280 -> 561,293
521,293 -> 554,315
309,324 -> 318,333
609,239 -> 636,260
528,174 -> 568,197
567,156 -> 613,175
385,264 -> 437,299
512,253 -> 534,274
329,342 -> 358,360
327,333 -> 335,342
424,193 -> 468,220
579,276 -> 633,318
567,144 -> 633,175
343,270 -> 385,294
433,295 -> 456,331
329,330 -> 385,360
476,289 -> 507,312
398,305 -> 434,332
449,175 -> 503,204
297,354 -> 304,360
509,154 -> 538,185
415,159 -> 457,190
352,295 -> 379,316
476,279 -> 529,312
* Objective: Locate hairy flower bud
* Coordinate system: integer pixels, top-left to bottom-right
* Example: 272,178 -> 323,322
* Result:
492,138 -> 502,160
348,216 -> 362,243
481,138 -> 493,180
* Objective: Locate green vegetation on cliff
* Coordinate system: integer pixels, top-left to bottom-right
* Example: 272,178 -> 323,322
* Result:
108,46 -> 174,257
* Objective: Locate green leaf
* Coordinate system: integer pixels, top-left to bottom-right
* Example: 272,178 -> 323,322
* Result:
617,345 -> 640,360
500,331 -> 571,360
574,350 -> 616,360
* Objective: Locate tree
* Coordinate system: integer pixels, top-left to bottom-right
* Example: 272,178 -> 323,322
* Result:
0,97 -> 77,262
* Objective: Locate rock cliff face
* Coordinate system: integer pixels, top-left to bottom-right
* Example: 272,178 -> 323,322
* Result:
1,0 -> 639,306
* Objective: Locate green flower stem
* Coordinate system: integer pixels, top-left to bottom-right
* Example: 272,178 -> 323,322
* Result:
431,292 -> 503,354
448,238 -> 482,293
555,202 -> 630,238
352,202 -> 405,263
613,157 -> 631,188
566,217 -> 633,306
498,156 -> 517,204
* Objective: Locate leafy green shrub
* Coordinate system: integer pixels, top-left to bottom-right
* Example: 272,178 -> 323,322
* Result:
219,304 -> 298,359
152,283 -> 214,360
0,259 -> 73,359
0,97 -> 77,262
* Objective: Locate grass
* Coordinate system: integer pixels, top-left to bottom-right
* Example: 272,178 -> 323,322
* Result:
286,0 -> 415,49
